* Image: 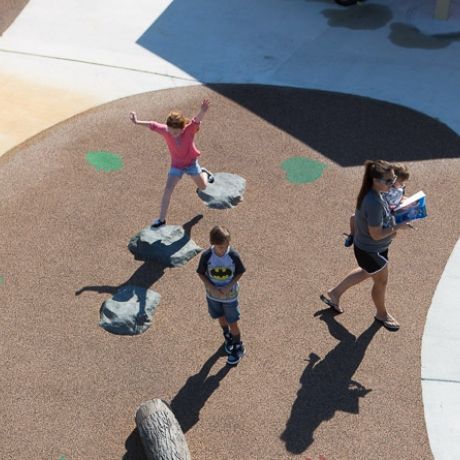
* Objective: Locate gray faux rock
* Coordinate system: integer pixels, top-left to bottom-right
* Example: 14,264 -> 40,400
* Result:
135,399 -> 191,460
128,225 -> 202,266
197,172 -> 246,209
99,285 -> 160,335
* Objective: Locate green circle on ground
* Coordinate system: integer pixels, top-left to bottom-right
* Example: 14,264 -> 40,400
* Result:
281,156 -> 326,184
86,151 -> 124,172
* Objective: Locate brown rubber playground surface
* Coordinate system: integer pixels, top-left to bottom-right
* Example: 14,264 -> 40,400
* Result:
1,84 -> 460,460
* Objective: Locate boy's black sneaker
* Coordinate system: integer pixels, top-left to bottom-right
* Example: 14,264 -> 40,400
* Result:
223,332 -> 233,354
151,219 -> 166,228
201,167 -> 215,184
344,234 -> 354,247
227,342 -> 245,366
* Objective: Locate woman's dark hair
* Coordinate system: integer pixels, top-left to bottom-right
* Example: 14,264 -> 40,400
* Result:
356,160 -> 393,209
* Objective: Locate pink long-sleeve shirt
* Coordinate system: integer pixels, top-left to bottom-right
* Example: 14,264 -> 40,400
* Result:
149,119 -> 201,168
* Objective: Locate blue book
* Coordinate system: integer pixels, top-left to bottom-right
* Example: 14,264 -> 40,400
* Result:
393,191 -> 427,224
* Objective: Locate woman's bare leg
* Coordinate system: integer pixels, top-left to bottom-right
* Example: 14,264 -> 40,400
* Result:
370,265 -> 396,319
328,267 -> 370,306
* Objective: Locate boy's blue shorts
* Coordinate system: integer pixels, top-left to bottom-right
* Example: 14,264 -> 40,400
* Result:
206,297 -> 240,324
169,160 -> 202,177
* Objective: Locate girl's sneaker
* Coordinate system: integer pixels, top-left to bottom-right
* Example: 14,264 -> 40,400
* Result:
151,219 -> 166,228
201,167 -> 215,184
227,342 -> 245,365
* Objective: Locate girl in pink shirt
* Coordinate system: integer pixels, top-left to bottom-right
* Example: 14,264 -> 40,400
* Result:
130,99 -> 214,227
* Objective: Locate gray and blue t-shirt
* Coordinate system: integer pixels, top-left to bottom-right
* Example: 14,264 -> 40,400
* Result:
354,190 -> 394,252
196,246 -> 246,302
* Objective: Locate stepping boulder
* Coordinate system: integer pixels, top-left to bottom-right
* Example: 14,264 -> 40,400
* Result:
135,399 -> 191,460
128,225 -> 202,267
197,172 -> 246,209
99,285 -> 160,335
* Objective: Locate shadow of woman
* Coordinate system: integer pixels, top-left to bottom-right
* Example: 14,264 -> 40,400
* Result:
170,346 -> 232,433
281,307 -> 380,454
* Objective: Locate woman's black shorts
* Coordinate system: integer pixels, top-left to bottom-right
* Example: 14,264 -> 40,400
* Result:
353,245 -> 389,274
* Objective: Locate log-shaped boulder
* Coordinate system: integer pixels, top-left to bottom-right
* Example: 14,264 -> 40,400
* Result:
135,399 -> 191,460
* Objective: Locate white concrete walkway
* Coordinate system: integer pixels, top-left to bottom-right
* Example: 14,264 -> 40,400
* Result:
0,1 -> 459,458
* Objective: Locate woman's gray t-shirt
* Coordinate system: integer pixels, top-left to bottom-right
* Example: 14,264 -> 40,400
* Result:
354,190 -> 394,252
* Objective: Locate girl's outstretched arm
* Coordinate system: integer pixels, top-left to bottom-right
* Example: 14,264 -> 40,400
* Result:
129,111 -> 153,127
194,99 -> 210,123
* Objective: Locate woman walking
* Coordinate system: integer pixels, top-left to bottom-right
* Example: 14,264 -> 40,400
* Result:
320,160 -> 412,331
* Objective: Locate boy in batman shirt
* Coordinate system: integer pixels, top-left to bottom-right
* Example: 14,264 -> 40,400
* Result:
197,225 -> 246,365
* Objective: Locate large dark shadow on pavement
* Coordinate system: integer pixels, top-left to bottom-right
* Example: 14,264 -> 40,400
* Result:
281,308 -> 379,454
208,84 -> 460,166
0,0 -> 29,35
136,1 -> 460,166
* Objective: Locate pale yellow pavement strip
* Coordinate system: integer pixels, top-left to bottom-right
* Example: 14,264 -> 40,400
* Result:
0,72 -> 96,157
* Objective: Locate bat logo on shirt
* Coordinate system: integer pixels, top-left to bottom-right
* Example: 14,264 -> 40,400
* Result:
210,267 -> 232,280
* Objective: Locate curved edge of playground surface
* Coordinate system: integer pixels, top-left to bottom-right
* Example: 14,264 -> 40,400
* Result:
422,237 -> 460,460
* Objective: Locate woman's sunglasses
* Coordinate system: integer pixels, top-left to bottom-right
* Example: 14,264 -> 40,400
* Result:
376,176 -> 397,186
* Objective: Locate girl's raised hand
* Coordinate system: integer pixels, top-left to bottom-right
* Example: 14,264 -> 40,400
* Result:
201,99 -> 210,111
129,111 -> 137,123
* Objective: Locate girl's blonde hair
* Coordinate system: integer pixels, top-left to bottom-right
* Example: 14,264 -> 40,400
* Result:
391,163 -> 410,181
166,111 -> 189,129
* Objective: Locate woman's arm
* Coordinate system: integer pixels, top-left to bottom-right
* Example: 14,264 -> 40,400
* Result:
368,222 -> 412,240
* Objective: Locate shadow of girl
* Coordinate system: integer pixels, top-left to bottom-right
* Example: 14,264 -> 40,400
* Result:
281,308 -> 380,454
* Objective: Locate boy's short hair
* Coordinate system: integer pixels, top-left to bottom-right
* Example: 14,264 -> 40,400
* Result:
210,226 -> 231,245
166,111 -> 188,129
392,163 -> 410,181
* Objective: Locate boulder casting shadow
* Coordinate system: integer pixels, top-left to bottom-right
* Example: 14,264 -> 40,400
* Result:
128,225 -> 202,266
99,285 -> 160,335
196,172 -> 246,209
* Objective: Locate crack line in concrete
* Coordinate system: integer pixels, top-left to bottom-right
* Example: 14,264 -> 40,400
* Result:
0,48 -> 196,82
